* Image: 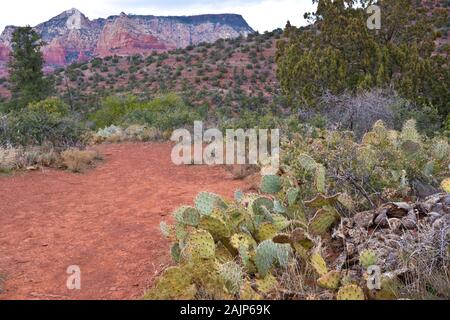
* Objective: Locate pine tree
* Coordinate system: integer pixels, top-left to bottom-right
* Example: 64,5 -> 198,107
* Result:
8,26 -> 53,109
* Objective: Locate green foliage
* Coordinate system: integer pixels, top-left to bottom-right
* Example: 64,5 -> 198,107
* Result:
8,26 -> 53,109
28,97 -> 69,117
276,0 -> 449,119
0,108 -> 85,149
283,120 -> 449,209
90,93 -> 200,131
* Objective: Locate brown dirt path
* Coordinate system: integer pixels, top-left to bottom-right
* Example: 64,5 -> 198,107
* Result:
0,142 -> 254,300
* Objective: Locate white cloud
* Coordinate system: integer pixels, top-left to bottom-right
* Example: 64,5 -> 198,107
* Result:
0,0 -> 316,33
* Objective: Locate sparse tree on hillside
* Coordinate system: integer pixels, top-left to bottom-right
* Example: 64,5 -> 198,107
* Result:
8,26 -> 53,109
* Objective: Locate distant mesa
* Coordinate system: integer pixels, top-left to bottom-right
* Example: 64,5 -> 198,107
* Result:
0,8 -> 254,71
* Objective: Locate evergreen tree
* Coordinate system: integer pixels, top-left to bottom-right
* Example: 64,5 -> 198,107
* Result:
276,0 -> 449,118
8,26 -> 53,109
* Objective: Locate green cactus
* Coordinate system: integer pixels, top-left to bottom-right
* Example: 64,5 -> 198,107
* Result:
310,252 -> 328,276
195,192 -> 227,216
260,175 -> 281,194
171,243 -> 182,263
305,193 -> 339,208
143,266 -> 196,300
219,261 -> 244,295
240,281 -> 262,300
308,208 -> 339,236
287,187 -> 300,206
298,153 -> 318,171
315,164 -> 326,193
400,119 -> 421,144
199,211 -> 231,240
336,284 -> 365,300
317,270 -> 341,289
230,233 -> 256,251
431,140 -> 449,161
250,196 -> 274,215
160,221 -> 173,238
184,230 -> 216,260
256,274 -> 278,294
174,206 -> 200,226
359,249 -> 378,269
257,222 -> 278,242
253,240 -> 280,277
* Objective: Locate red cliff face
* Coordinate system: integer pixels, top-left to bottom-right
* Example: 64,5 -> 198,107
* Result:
0,8 -> 254,72
95,14 -> 172,57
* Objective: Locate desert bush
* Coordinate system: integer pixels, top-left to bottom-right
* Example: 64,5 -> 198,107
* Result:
28,97 -> 69,117
0,146 -> 20,172
309,90 -> 443,138
0,109 -> 85,149
61,148 -> 101,173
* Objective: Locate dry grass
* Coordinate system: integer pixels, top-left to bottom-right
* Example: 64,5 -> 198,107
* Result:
61,148 -> 102,173
0,146 -> 20,172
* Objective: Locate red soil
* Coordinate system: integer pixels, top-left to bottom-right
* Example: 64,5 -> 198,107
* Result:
0,142 -> 254,300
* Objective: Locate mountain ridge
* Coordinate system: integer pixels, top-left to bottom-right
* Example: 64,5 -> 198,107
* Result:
0,8 -> 254,72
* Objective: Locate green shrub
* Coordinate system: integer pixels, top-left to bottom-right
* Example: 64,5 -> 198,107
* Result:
28,97 -> 69,117
0,110 -> 85,149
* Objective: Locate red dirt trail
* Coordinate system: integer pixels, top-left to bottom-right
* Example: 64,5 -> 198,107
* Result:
0,143 -> 253,300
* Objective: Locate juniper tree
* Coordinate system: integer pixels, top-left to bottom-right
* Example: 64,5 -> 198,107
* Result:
276,0 -> 449,119
8,26 -> 53,109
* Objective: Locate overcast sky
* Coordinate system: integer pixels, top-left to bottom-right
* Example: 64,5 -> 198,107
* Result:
0,0 -> 316,33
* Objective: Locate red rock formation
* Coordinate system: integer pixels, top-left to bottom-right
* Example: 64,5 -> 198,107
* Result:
42,39 -> 66,66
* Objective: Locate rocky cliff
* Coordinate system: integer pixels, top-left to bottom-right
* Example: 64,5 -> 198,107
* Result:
0,8 -> 254,69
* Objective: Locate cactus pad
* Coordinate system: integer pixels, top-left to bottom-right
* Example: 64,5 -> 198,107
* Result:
308,208 -> 338,236
359,249 -> 378,269
195,192 -> 227,216
441,178 -> 450,193
250,197 -> 274,215
298,153 -> 318,171
310,252 -> 328,276
256,274 -> 278,294
257,222 -> 278,242
315,164 -> 326,193
317,270 -> 341,289
184,230 -> 216,260
230,233 -> 256,250
287,187 -> 300,206
171,243 -> 182,263
199,212 -> 231,239
143,266 -> 196,300
305,194 -> 339,208
336,284 -> 365,300
260,175 -> 281,194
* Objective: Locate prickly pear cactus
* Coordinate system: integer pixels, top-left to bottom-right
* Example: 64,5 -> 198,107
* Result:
143,266 -> 196,300
317,270 -> 341,289
219,261 -> 244,295
199,212 -> 231,239
310,252 -> 328,276
250,196 -> 274,215
308,208 -> 338,236
171,243 -> 181,263
260,175 -> 281,194
230,233 -> 256,250
195,192 -> 227,216
257,222 -> 279,242
240,281 -> 262,300
359,249 -> 378,269
184,230 -> 216,260
336,284 -> 365,300
441,178 -> 450,193
298,153 -> 318,171
174,206 -> 200,226
256,274 -> 278,294
315,164 -> 326,193
400,119 -> 421,144
254,240 -> 278,277
287,188 -> 299,206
